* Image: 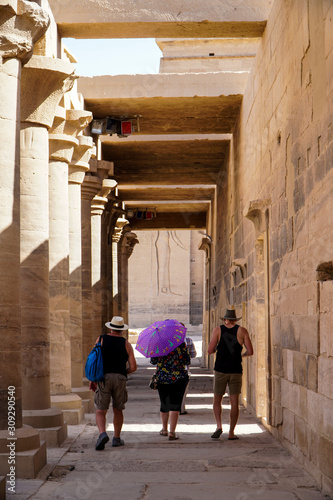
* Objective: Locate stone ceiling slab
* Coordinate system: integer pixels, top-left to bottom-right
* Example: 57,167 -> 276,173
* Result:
101,138 -> 229,185
78,73 -> 246,135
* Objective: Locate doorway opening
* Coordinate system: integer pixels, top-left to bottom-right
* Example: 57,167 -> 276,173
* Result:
128,229 -> 204,360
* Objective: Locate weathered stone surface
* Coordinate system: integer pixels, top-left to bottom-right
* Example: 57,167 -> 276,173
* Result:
0,0 -> 49,63
48,0 -> 270,38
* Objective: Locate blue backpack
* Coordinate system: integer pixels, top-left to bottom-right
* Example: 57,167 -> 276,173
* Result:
85,336 -> 104,382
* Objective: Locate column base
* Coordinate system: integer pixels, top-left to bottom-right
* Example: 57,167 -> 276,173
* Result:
0,476 -> 5,499
51,394 -> 84,425
72,386 -> 95,413
22,408 -> 67,448
0,425 -> 47,479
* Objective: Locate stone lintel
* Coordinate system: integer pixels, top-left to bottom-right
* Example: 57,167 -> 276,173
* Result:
78,72 -> 248,99
21,56 -> 77,128
130,211 -> 206,230
49,0 -> 272,25
156,37 -> 262,57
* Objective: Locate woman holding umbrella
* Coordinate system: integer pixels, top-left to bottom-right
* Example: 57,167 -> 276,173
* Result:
136,319 -> 190,440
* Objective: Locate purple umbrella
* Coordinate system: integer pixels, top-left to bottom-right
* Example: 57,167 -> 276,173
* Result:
135,319 -> 187,358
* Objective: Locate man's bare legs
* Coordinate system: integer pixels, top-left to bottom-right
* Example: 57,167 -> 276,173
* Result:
96,408 -> 124,439
213,394 -> 223,431
113,408 -> 124,438
96,409 -> 107,434
229,394 -> 239,438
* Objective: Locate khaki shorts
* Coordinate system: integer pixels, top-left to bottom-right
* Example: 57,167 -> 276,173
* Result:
213,371 -> 242,396
95,373 -> 128,411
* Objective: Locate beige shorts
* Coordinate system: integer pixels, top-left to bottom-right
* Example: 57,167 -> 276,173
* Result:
94,373 -> 128,411
213,371 -> 242,396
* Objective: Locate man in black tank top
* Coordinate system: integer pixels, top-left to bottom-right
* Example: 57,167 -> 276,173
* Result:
89,316 -> 137,450
208,309 -> 253,440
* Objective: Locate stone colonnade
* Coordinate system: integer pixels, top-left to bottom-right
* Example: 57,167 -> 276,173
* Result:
0,3 -> 138,480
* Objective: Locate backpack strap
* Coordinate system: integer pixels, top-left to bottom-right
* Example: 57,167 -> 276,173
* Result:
95,335 -> 104,346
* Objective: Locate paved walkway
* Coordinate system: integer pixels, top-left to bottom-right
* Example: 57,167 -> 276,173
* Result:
10,338 -> 332,500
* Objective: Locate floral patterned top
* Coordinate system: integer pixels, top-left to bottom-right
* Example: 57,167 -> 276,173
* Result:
150,342 -> 191,384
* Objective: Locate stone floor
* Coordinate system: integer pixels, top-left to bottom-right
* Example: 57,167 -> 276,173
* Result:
8,338 -> 333,500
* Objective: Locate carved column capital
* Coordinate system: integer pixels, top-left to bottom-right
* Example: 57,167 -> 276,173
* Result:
51,107 -> 93,137
91,179 -> 118,216
49,134 -> 79,163
112,216 -> 130,243
121,230 -> 139,257
69,136 -> 95,185
0,0 -> 50,64
21,56 -> 77,128
81,175 -> 102,201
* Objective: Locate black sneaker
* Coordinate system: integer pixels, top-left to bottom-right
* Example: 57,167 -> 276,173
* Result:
95,432 -> 109,450
112,437 -> 124,447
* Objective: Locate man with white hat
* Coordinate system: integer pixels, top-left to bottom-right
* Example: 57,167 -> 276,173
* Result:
89,316 -> 137,450
208,308 -> 253,441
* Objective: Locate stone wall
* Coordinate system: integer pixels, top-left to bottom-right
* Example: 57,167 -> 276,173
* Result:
128,230 -> 204,328
211,0 -> 333,493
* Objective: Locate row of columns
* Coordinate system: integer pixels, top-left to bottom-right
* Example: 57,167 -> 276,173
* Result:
0,3 -> 139,480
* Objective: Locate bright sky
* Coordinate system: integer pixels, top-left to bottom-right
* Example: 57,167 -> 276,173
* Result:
63,38 -> 162,77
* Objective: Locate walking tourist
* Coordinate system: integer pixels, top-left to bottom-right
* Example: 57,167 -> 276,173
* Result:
151,340 -> 191,440
135,318 -> 190,440
180,333 -> 197,414
208,308 -> 253,440
89,316 -> 137,450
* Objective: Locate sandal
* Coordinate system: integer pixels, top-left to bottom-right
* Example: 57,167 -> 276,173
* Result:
211,428 -> 223,439
159,429 -> 168,436
168,432 -> 179,441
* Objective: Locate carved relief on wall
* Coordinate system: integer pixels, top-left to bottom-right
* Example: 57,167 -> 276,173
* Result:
155,230 -> 187,296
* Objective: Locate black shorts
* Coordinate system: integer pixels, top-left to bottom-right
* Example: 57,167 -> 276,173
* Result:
158,377 -> 189,413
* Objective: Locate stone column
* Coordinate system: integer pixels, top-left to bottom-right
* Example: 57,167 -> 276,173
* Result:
81,176 -> 101,362
199,237 -> 212,369
20,56 -> 76,438
47,114 -> 77,444
119,229 -> 139,325
48,107 -> 78,398
48,106 -> 93,427
91,180 -> 118,337
111,216 -> 130,320
0,0 -> 50,479
68,135 -> 97,415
